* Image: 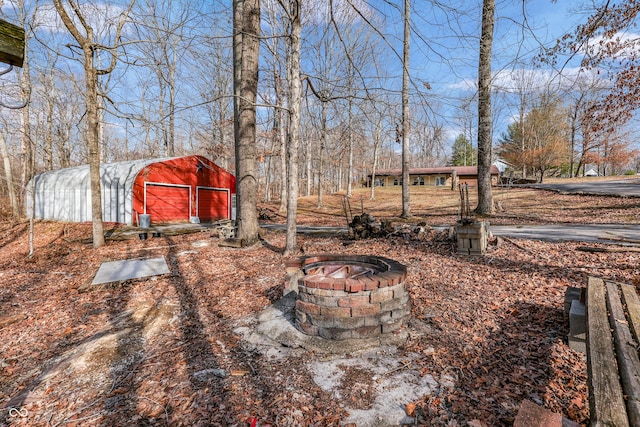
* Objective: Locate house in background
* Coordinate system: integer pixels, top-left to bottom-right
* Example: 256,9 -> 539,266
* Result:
366,165 -> 500,188
584,167 -> 599,177
28,155 -> 236,226
493,159 -> 510,174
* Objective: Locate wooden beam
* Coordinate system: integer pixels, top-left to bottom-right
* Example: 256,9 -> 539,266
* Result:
587,277 -> 629,427
606,282 -> 640,426
577,246 -> 640,253
621,284 -> 640,346
0,19 -> 24,68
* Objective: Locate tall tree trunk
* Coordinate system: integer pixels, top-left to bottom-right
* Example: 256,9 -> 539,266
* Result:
19,59 -> 33,198
305,141 -> 311,196
264,155 -> 272,202
0,131 -> 19,218
98,103 -> 105,161
218,104 -> 229,170
400,0 -> 411,218
285,0 -> 301,255
317,100 -> 326,208
234,0 -> 260,245
275,76 -> 288,213
157,71 -> 167,156
53,0 -> 131,248
233,0 -> 243,161
346,98 -> 353,198
45,73 -> 54,169
84,49 -> 106,247
569,105 -> 578,178
278,105 -> 287,213
263,136 -> 276,202
475,0 -> 495,215
369,115 -> 382,200
168,48 -> 176,156
519,87 -> 526,179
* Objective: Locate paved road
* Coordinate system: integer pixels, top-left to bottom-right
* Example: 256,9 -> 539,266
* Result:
490,223 -> 640,245
522,178 -> 640,197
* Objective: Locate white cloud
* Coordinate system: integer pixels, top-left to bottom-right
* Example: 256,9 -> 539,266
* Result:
447,66 -> 608,93
494,67 -> 609,93
446,78 -> 476,91
582,31 -> 640,61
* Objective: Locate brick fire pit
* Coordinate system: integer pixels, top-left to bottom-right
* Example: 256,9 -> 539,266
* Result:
285,255 -> 410,340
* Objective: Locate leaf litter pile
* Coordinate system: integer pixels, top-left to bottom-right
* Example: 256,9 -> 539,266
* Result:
1,189 -> 640,426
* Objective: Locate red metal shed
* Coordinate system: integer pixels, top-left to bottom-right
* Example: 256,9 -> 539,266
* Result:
132,155 -> 236,225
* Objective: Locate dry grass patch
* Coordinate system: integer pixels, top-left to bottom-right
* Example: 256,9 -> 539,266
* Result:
262,184 -> 640,226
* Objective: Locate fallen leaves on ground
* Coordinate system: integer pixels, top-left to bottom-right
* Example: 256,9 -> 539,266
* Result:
1,190 -> 639,425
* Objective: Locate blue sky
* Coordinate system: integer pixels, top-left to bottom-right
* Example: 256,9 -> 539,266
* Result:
346,0 -> 622,151
397,0 -> 593,141
1,0 -> 629,162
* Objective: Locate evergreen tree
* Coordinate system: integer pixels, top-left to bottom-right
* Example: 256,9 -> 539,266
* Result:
451,134 -> 476,166
497,122 -> 523,172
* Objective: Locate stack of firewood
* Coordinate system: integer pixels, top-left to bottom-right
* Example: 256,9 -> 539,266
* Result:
348,213 -> 394,239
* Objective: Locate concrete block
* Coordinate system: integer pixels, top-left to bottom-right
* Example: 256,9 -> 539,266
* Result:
569,299 -> 586,338
456,220 -> 488,256
568,299 -> 586,353
564,286 -> 582,317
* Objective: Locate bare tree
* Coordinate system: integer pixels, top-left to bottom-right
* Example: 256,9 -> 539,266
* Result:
346,96 -> 354,197
33,63 -> 83,169
400,0 -> 411,218
499,96 -> 570,182
0,130 -> 18,217
189,24 -> 234,171
261,0 -> 289,212
317,97 -> 327,208
495,68 -> 537,179
18,49 -> 33,200
233,0 -> 260,245
53,0 -> 133,248
131,0 -> 198,157
368,102 -> 385,200
1,0 -> 35,210
475,0 -> 495,215
283,0 -> 301,255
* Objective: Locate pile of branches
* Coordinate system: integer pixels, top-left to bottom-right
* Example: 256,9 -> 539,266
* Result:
348,213 -> 433,241
257,206 -> 285,221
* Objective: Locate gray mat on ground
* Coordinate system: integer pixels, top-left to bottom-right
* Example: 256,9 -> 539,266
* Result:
92,256 -> 170,285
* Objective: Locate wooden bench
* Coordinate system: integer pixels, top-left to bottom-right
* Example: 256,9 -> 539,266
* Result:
586,276 -> 640,426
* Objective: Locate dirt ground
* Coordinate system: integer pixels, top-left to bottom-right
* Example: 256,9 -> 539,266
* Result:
1,185 -> 640,426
